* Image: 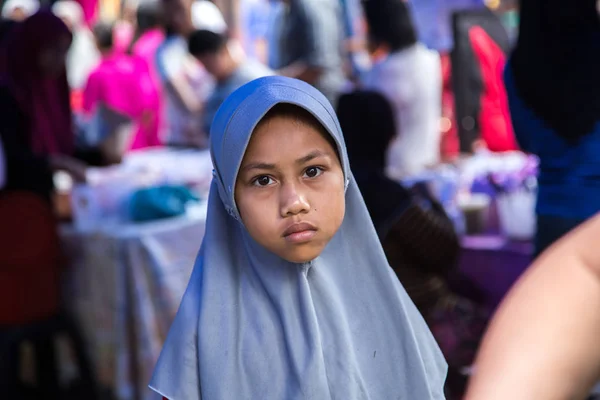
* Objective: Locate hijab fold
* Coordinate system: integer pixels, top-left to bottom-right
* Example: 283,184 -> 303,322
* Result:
150,76 -> 447,400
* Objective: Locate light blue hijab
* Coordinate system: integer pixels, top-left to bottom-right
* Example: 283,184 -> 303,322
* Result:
149,76 -> 447,399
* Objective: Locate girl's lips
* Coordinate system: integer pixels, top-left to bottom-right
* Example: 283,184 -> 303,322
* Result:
284,229 -> 317,244
282,222 -> 318,243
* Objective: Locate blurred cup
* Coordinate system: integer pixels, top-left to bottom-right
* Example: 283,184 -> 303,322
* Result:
458,193 -> 491,235
497,189 -> 536,240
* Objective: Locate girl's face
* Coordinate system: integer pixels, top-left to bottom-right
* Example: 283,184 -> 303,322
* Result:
235,115 -> 346,264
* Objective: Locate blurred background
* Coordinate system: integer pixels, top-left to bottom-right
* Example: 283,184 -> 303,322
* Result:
1,0 -> 594,399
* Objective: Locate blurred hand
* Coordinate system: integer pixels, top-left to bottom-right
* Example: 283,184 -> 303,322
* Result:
49,155 -> 87,183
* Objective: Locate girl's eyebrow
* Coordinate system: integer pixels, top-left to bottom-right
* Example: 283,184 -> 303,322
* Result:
241,150 -> 331,173
241,162 -> 276,172
296,150 -> 330,165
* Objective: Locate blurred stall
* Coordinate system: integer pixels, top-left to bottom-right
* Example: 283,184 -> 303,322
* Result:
58,148 -> 212,400
402,150 -> 536,309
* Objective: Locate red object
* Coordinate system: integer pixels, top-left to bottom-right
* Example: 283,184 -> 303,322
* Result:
71,89 -> 83,113
439,27 -> 518,159
468,26 -> 518,152
440,53 -> 460,159
0,192 -> 62,325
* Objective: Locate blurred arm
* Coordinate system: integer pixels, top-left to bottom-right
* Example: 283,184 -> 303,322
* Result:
465,213 -> 600,400
158,43 -> 202,114
277,3 -> 337,84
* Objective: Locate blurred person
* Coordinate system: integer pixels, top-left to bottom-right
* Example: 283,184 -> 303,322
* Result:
113,0 -> 137,53
130,0 -> 166,139
1,0 -> 38,21
0,136 -> 4,191
130,0 -> 164,67
83,22 -> 162,151
156,0 -> 225,146
0,17 -> 95,398
505,0 -> 600,256
239,0 -> 271,63
338,90 -> 489,398
0,12 -> 82,329
150,76 -> 447,400
362,0 -> 442,178
0,16 -> 16,39
407,1 -> 517,158
268,0 -> 345,106
52,1 -> 100,93
442,7 -> 517,157
0,17 -> 14,192
188,29 -> 273,135
190,0 -> 227,34
0,10 -> 86,198
76,0 -> 98,27
465,212 -> 600,400
265,0 -> 283,70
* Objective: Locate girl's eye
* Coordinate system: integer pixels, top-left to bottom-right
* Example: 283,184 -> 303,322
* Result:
303,167 -> 323,179
252,175 -> 275,187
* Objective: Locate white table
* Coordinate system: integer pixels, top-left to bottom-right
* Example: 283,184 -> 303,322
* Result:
60,208 -> 207,400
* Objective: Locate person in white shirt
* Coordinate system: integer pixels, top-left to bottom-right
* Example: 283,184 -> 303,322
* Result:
362,0 -> 442,178
1,0 -> 38,21
157,0 -> 227,146
52,0 -> 100,91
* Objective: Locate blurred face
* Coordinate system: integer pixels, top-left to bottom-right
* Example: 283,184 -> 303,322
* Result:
235,115 -> 346,264
10,7 -> 27,21
194,48 -> 228,80
38,34 -> 71,77
123,4 -> 136,24
164,0 -> 193,36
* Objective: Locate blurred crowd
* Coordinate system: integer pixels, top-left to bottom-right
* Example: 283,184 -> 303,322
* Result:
6,0 -> 600,399
0,0 -> 518,176
0,0 -> 518,398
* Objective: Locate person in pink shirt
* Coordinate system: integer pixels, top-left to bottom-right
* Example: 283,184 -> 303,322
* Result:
83,22 -> 162,151
74,0 -> 97,27
130,1 -> 164,77
130,1 -> 165,140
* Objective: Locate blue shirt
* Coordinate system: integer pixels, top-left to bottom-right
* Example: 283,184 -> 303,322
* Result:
505,63 -> 600,220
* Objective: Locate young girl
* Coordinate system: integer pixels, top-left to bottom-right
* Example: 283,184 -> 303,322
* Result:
150,76 -> 447,399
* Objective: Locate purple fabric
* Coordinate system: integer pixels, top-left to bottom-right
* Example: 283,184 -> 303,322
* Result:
458,235 -> 532,309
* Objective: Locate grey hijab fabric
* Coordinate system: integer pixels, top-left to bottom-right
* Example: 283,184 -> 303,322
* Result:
149,76 -> 447,399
